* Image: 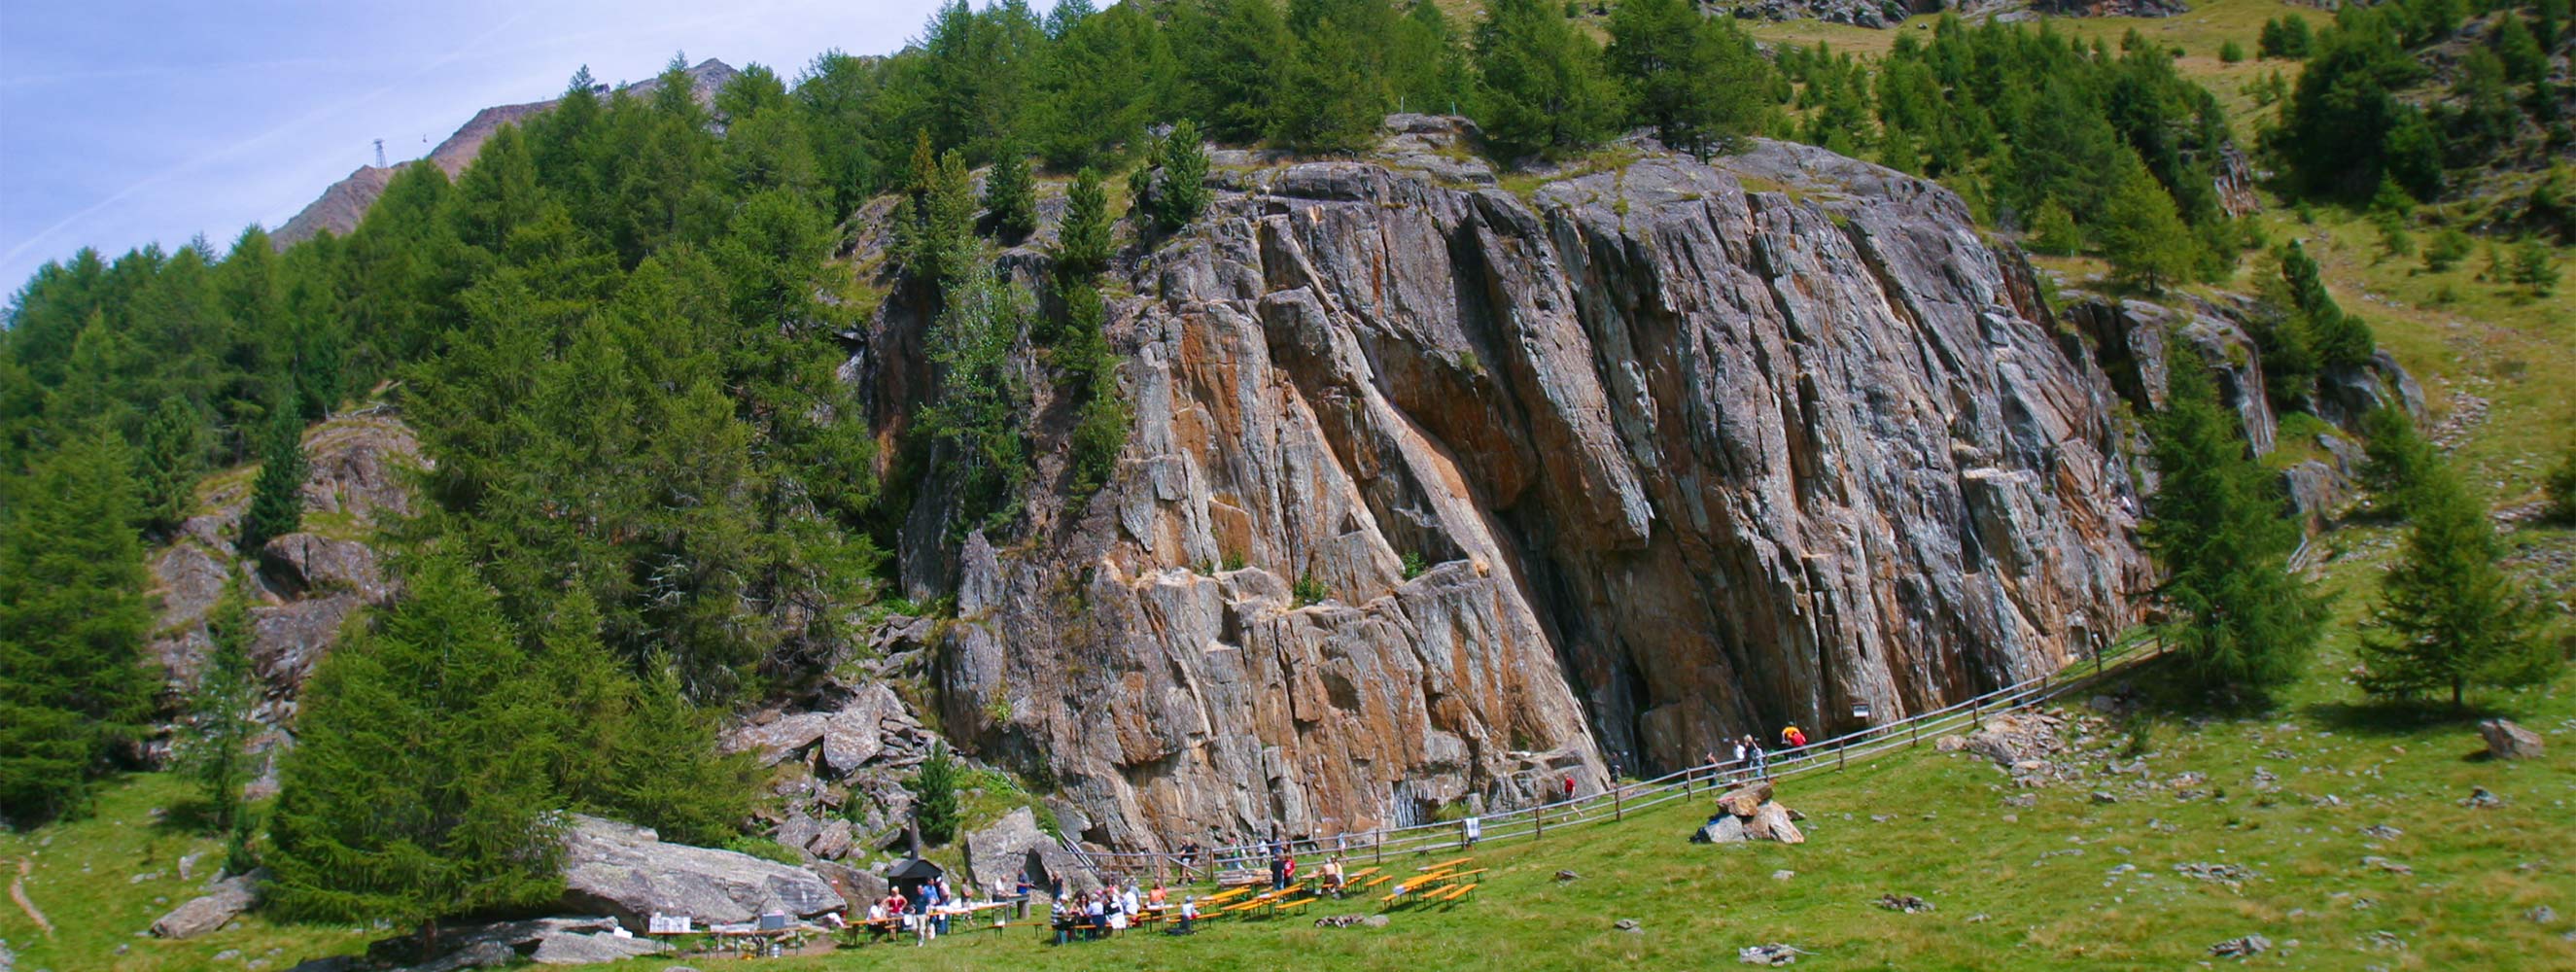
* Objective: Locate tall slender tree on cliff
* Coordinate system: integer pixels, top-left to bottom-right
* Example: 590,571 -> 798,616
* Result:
2140,360 -> 2327,702
239,395 -> 307,554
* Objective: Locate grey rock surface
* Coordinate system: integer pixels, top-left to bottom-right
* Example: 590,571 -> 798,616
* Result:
962,807 -> 1051,896
868,132 -> 2147,850
528,931 -> 670,964
2481,719 -> 2544,760
558,816 -> 844,931
149,870 -> 261,940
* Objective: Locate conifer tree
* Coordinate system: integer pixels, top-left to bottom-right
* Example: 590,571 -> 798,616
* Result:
0,432 -> 155,824
1472,0 -> 1623,159
1271,7 -> 1390,153
2360,459 -> 2556,708
1055,167 -> 1113,280
923,266 -> 1033,533
180,576 -> 262,864
2098,153 -> 2201,294
1155,121 -> 1211,232
2141,360 -> 2328,702
984,144 -> 1038,241
2546,437 -> 2576,523
913,743 -> 962,845
239,397 -> 307,554
2356,406 -> 2438,510
2028,200 -> 2084,257
267,554 -> 566,950
1606,0 -> 1770,159
138,396 -> 206,533
2280,241 -> 2374,367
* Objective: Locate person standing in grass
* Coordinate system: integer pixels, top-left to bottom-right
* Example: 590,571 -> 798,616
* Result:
1748,735 -> 1768,780
1781,724 -> 1806,749
1731,737 -> 1750,781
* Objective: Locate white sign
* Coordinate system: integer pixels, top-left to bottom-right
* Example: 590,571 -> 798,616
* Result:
647,914 -> 692,934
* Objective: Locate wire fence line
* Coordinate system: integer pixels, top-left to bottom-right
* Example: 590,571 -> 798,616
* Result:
1063,628 -> 2165,884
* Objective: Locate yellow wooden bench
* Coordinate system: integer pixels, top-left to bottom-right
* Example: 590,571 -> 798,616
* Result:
1438,883 -> 1478,902
1418,856 -> 1474,872
1359,875 -> 1393,889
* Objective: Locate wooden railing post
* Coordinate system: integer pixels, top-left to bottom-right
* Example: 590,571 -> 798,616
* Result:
1615,781 -> 1623,821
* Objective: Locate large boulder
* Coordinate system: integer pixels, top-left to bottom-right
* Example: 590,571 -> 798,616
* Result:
1696,816 -> 1750,844
962,807 -> 1051,895
557,816 -> 844,930
149,870 -> 262,939
2481,719 -> 2544,760
723,712 -> 829,766
527,931 -> 669,965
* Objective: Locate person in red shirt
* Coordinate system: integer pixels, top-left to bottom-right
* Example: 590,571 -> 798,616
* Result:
1561,775 -> 1577,802
1782,725 -> 1807,748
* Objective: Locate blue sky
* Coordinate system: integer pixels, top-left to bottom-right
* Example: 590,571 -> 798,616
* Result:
0,0 -> 948,293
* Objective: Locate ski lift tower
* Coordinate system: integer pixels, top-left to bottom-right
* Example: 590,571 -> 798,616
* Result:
373,139 -> 386,168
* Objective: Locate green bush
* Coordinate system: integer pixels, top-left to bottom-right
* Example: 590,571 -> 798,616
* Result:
1293,572 -> 1330,607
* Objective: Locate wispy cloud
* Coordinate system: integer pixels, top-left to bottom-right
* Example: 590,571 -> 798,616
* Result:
0,12 -> 531,270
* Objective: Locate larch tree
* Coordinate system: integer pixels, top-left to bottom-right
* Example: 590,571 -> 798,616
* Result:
266,554 -> 566,952
1471,0 -> 1624,160
2359,458 -> 2556,708
0,431 -> 156,824
2140,360 -> 2329,703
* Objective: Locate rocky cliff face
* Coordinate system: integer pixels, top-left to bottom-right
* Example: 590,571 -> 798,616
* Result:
859,123 -> 2150,851
145,409 -> 421,784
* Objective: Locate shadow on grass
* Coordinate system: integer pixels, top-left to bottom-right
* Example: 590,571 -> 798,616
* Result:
150,796 -> 223,835
2299,698 -> 2506,738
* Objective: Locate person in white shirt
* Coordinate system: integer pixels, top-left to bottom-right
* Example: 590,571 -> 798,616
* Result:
1167,896 -> 1200,935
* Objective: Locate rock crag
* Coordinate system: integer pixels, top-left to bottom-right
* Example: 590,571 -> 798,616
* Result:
865,127 -> 2149,852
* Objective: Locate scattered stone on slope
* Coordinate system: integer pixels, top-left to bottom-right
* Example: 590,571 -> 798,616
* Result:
1874,894 -> 1934,914
2458,787 -> 2505,809
2359,824 -> 2402,842
2173,862 -> 2257,887
2480,719 -> 2544,760
1738,943 -> 1812,965
2208,934 -> 2271,958
1716,781 -> 1775,817
2359,856 -> 2413,876
2528,905 -> 2558,923
149,869 -> 262,939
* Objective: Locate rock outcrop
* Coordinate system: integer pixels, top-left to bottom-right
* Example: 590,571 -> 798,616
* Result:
862,128 -> 2146,851
962,807 -> 1052,896
557,816 -> 845,931
148,870 -> 262,939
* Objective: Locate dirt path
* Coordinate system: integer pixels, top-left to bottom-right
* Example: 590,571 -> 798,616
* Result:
10,856 -> 52,937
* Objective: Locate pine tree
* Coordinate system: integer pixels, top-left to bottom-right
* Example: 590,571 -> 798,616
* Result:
1054,167 -> 1113,280
1606,0 -> 1770,159
923,266 -> 1034,534
0,432 -> 155,824
179,575 -> 262,863
2028,199 -> 2084,257
2098,152 -> 2201,294
2546,436 -> 2576,523
1271,7 -> 1391,154
2141,360 -> 2329,702
138,396 -> 206,533
267,554 -> 566,950
2360,459 -> 2556,708
239,399 -> 307,554
2356,406 -> 2438,511
984,145 -> 1038,242
913,743 -> 962,845
2280,241 -> 2375,368
1155,121 -> 1211,232
1471,0 -> 1625,160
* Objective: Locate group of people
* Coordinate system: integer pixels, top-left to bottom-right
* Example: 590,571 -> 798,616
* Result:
1051,879 -> 1187,943
862,876 -> 973,943
1705,726 -> 1812,784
